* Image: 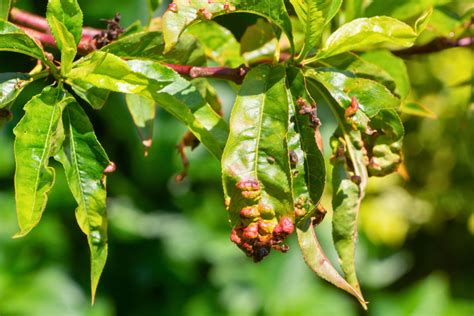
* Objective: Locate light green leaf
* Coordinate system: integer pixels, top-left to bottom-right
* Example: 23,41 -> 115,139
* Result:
414,8 -> 433,34
297,218 -> 367,309
0,73 -> 31,109
13,87 -> 74,238
55,101 -> 109,303
290,0 -> 342,58
101,31 -> 205,65
47,15 -> 77,75
46,0 -> 83,45
0,0 -> 12,20
240,19 -> 278,65
286,67 -> 325,224
162,0 -> 294,54
125,94 -> 155,153
68,52 -> 227,158
315,16 -> 417,59
0,20 -> 46,61
361,50 -> 410,100
306,69 -> 400,117
68,79 -> 110,110
401,102 -> 437,119
364,0 -> 445,21
187,21 -> 243,67
344,0 -> 363,22
221,64 -> 294,261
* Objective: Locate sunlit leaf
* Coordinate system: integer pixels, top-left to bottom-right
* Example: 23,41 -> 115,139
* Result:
13,87 -> 74,238
0,0 -> 12,20
68,79 -> 111,110
46,0 -> 83,45
46,15 -> 77,75
162,0 -> 294,54
240,19 -> 278,65
0,73 -> 31,109
221,64 -> 294,261
290,0 -> 342,58
125,94 -> 155,154
0,20 -> 46,61
55,100 -> 110,303
315,16 -> 417,59
401,102 -> 437,119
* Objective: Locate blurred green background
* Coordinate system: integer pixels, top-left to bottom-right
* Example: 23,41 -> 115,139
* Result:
0,0 -> 473,315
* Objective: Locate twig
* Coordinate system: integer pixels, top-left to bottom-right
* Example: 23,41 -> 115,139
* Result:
393,36 -> 474,56
165,64 -> 250,84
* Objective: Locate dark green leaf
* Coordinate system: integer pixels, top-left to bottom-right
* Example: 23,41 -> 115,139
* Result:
13,87 -> 74,238
290,0 -> 342,58
240,19 -> 278,65
187,21 -> 243,67
46,0 -> 83,45
306,68 -> 400,117
314,16 -> 417,59
286,67 -> 325,224
297,218 -> 367,309
147,0 -> 162,14
0,0 -> 12,20
55,101 -> 109,303
0,20 -> 46,61
221,64 -> 294,261
0,73 -> 31,109
162,0 -> 294,54
125,94 -> 155,154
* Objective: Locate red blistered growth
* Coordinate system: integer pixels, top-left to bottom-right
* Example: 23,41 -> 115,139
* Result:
104,161 -> 116,174
345,96 -> 359,118
230,228 -> 242,245
236,179 -> 260,191
168,3 -> 178,12
279,217 -> 294,234
242,223 -> 259,239
240,206 -> 260,218
197,8 -> 213,20
224,1 -> 236,12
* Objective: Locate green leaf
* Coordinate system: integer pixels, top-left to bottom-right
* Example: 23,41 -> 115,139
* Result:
221,64 -> 294,261
0,0 -> 12,20
0,73 -> 31,109
414,8 -> 433,34
401,101 -> 437,119
306,69 -> 400,117
125,94 -> 155,154
68,79 -> 111,110
101,31 -> 205,65
162,0 -> 294,54
290,0 -> 342,58
46,0 -> 83,45
344,0 -> 363,22
0,20 -> 46,61
286,67 -> 325,223
68,52 -> 227,158
47,15 -> 77,75
186,21 -> 243,67
297,218 -> 367,309
13,87 -> 74,238
147,0 -> 162,19
361,50 -> 410,100
315,16 -> 418,59
55,101 -> 109,303
240,19 -> 278,65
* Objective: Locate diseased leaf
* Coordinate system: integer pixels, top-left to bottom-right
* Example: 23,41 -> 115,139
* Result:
125,94 -> 155,154
47,15 -> 77,75
46,0 -> 83,45
13,87 -> 74,238
0,0 -> 12,20
221,64 -> 294,262
162,0 -> 294,54
315,16 -> 417,59
0,73 -> 31,109
297,218 -> 367,309
286,67 -> 325,224
290,0 -> 342,58
68,52 -> 227,158
0,20 -> 46,61
187,21 -> 243,67
306,68 -> 400,118
55,101 -> 110,303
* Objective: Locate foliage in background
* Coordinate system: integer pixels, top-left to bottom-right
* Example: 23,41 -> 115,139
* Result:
0,0 -> 473,315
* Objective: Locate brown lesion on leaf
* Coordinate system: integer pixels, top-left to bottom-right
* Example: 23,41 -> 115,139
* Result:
93,13 -> 124,49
